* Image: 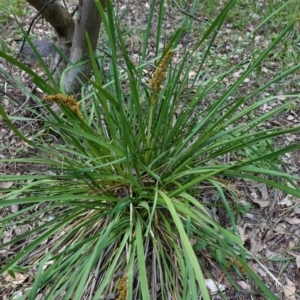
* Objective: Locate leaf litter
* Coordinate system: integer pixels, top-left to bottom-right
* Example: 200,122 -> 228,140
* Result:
0,0 -> 300,299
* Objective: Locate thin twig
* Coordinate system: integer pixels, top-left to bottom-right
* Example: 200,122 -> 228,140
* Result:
0,89 -> 22,106
171,0 -> 208,23
71,4 -> 79,17
19,0 -> 57,57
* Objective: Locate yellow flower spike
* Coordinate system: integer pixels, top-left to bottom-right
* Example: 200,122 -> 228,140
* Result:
116,276 -> 128,300
149,49 -> 174,104
43,94 -> 83,118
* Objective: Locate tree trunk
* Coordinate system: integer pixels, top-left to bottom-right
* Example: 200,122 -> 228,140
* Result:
25,0 -> 74,83
64,0 -> 105,94
25,0 -> 105,94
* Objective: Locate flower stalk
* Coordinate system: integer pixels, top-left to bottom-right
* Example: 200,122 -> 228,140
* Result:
146,50 -> 174,164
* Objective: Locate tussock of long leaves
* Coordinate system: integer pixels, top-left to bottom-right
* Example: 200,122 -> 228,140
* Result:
0,0 -> 300,299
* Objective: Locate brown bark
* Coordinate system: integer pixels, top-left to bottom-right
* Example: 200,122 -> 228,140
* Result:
64,0 -> 106,94
25,0 -> 75,85
25,0 -> 105,94
25,0 -> 74,39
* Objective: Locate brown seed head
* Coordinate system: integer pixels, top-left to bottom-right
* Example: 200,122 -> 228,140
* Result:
43,94 -> 83,118
149,49 -> 174,104
116,276 -> 128,300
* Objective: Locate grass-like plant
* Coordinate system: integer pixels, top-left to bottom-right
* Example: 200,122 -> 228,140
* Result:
0,0 -> 300,299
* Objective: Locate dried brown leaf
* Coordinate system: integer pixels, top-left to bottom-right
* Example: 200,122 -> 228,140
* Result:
273,223 -> 286,235
4,272 -> 28,284
296,256 -> 300,269
278,196 -> 292,207
11,204 -> 19,213
237,225 -> 247,242
15,225 -> 31,236
283,278 -> 296,300
264,230 -> 276,242
261,184 -> 268,200
0,182 -> 13,188
252,198 -> 270,208
237,281 -> 250,290
205,279 -> 226,294
249,238 -> 262,256
286,218 -> 300,225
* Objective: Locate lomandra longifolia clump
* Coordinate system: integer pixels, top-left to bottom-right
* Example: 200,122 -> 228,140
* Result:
0,0 -> 300,299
